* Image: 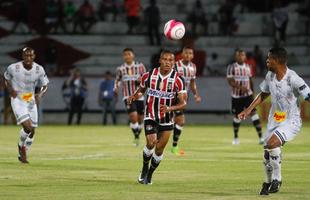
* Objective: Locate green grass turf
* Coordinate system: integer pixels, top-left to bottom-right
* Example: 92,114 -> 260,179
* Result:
0,124 -> 310,200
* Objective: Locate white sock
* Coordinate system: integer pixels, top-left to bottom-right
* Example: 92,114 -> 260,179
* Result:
152,153 -> 163,163
130,122 -> 139,130
18,129 -> 29,147
25,137 -> 34,152
143,145 -> 154,157
269,147 -> 282,181
263,150 -> 273,183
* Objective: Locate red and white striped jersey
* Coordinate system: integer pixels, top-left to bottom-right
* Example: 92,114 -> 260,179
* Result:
140,68 -> 186,125
226,62 -> 253,98
175,60 -> 196,90
115,61 -> 146,100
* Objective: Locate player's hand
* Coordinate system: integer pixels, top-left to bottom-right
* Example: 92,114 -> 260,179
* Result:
35,94 -> 42,105
240,86 -> 249,94
160,105 -> 170,113
127,96 -> 135,105
10,90 -> 17,98
238,109 -> 251,120
194,94 -> 201,103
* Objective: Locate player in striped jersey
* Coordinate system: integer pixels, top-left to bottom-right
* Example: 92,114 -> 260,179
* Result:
114,48 -> 147,146
171,46 -> 201,155
227,49 -> 263,145
127,50 -> 187,184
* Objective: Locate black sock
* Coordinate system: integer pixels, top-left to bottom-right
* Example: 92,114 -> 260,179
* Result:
132,128 -> 140,139
253,119 -> 262,138
233,121 -> 240,139
148,155 -> 161,176
172,126 -> 182,147
143,151 -> 152,170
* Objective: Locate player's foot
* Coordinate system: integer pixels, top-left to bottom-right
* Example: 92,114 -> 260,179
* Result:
259,137 -> 264,145
171,146 -> 180,155
269,179 -> 282,193
138,166 -> 148,184
232,138 -> 240,145
144,172 -> 153,185
133,138 -> 139,147
259,182 -> 271,195
18,144 -> 29,164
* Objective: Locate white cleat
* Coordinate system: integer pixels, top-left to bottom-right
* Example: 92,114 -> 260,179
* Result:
232,138 -> 240,145
259,137 -> 264,145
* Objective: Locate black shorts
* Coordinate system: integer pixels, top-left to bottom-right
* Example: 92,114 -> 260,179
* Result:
144,119 -> 174,136
124,99 -> 144,115
231,95 -> 256,115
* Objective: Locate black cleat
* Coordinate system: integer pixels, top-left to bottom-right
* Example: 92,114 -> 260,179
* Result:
144,172 -> 153,185
18,144 -> 29,164
138,166 -> 148,184
269,179 -> 282,193
259,182 -> 271,195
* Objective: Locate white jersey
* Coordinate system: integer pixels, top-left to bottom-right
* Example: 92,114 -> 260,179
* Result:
260,68 -> 310,131
4,61 -> 49,103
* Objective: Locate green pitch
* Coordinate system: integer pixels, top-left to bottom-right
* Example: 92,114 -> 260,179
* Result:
0,124 -> 310,200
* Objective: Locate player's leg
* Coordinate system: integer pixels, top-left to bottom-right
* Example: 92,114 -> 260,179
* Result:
24,104 -> 39,155
138,120 -> 157,184
250,111 -> 263,144
136,100 -> 145,136
125,99 -> 141,145
76,97 -> 84,125
231,98 -> 241,145
145,129 -> 172,184
171,111 -> 185,155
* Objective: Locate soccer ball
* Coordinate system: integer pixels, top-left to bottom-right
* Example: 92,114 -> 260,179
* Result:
164,19 -> 185,40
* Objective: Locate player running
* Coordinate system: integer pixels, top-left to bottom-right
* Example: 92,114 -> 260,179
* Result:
114,48 -> 147,146
127,50 -> 187,184
4,47 -> 49,163
171,46 -> 201,155
227,49 -> 263,145
238,47 -> 310,195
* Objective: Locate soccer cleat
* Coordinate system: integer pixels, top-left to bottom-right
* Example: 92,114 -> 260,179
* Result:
134,138 -> 139,147
259,182 -> 271,195
143,172 -> 153,185
171,146 -> 180,155
259,137 -> 264,145
138,166 -> 148,184
269,179 -> 282,193
232,138 -> 240,145
18,144 -> 29,164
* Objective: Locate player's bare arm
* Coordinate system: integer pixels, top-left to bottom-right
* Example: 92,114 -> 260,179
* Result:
160,92 -> 187,113
127,86 -> 146,105
35,85 -> 48,104
249,77 -> 254,93
190,78 -> 201,103
238,92 -> 270,120
227,77 -> 248,93
4,79 -> 17,98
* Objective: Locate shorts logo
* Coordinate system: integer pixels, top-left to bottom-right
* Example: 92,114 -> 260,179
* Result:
146,125 -> 153,131
273,111 -> 286,123
147,88 -> 174,99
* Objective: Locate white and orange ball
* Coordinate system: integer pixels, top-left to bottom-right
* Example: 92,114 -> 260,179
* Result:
164,19 -> 185,40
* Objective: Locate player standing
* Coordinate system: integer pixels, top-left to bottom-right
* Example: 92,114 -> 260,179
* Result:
127,50 -> 187,184
238,47 -> 310,195
227,49 -> 263,145
4,47 -> 49,163
171,46 -> 201,155
114,48 -> 147,146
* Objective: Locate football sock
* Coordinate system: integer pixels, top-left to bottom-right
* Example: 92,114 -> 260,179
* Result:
137,123 -> 143,134
148,153 -> 163,175
252,114 -> 263,138
172,124 -> 183,147
25,137 -> 34,152
18,129 -> 29,147
269,147 -> 282,181
233,117 -> 241,139
143,146 -> 154,170
263,149 -> 273,183
130,122 -> 140,139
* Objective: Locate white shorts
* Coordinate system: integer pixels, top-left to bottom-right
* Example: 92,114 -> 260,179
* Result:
264,121 -> 301,145
11,97 -> 38,127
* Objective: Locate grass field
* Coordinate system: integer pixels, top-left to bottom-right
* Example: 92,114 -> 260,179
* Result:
0,124 -> 310,200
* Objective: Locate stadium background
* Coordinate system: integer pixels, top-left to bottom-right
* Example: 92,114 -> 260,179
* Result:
0,0 -> 309,124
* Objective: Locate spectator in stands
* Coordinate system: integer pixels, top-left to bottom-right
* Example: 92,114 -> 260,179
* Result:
98,0 -> 119,22
144,0 -> 161,45
297,0 -> 310,35
124,0 -> 140,34
65,68 -> 88,125
218,0 -> 235,35
73,0 -> 96,34
45,0 -> 59,33
54,0 -> 67,33
245,52 -> 257,76
150,48 -> 162,69
64,1 -> 76,22
11,0 -> 31,34
272,0 -> 289,45
187,0 -> 208,36
98,71 -> 117,125
253,45 -> 265,76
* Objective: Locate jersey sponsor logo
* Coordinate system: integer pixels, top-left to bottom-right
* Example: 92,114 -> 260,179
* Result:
273,111 -> 286,123
21,92 -> 33,102
122,74 -> 140,81
147,88 -> 174,99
